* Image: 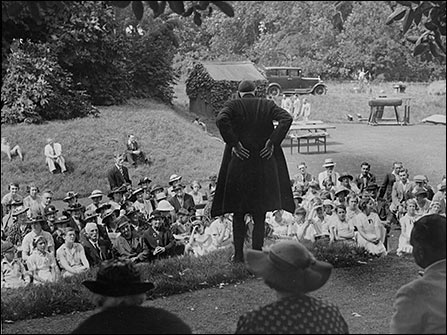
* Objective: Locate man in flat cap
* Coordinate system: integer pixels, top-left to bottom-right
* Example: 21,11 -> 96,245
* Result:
211,80 -> 294,263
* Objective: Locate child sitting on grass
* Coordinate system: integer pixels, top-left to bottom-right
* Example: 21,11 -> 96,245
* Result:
1,241 -> 30,289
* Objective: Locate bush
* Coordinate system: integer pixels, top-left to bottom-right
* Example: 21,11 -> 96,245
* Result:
309,239 -> 372,268
124,23 -> 179,104
1,39 -> 98,124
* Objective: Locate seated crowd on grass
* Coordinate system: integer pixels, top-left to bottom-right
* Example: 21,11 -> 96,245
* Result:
1,156 -> 446,289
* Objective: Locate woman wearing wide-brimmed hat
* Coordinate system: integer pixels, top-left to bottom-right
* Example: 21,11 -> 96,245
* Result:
235,240 -> 348,334
71,259 -> 191,334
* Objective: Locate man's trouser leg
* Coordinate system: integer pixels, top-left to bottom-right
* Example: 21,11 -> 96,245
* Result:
46,157 -> 56,172
232,213 -> 246,262
57,156 -> 67,172
251,212 -> 266,251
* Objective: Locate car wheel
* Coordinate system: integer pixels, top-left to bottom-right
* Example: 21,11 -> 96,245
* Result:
267,85 -> 281,97
313,86 -> 326,95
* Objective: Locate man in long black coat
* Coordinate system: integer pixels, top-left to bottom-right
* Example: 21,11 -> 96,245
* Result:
211,80 -> 295,263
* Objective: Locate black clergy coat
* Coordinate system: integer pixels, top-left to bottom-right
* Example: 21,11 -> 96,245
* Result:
211,96 -> 295,217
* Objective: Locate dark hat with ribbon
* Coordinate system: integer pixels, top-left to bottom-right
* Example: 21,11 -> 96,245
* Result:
82,260 -> 154,297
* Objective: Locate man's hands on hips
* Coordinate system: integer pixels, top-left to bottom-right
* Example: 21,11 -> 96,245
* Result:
260,139 -> 274,159
232,142 -> 250,160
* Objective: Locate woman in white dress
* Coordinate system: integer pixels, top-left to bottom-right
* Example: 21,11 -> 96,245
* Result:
357,198 -> 387,256
396,199 -> 420,256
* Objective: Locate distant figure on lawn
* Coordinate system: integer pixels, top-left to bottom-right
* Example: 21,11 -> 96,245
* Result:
107,152 -> 132,190
390,214 -> 446,334
1,137 -> 23,161
235,240 -> 349,334
44,138 -> 67,174
193,117 -> 207,132
125,134 -> 150,167
71,259 -> 192,334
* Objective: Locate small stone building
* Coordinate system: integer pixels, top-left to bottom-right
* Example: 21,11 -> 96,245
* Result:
186,61 -> 267,117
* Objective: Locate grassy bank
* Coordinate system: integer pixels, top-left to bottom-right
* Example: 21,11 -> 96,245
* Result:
1,99 -> 224,199
2,81 -> 445,199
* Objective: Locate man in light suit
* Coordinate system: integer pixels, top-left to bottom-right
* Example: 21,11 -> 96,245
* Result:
390,214 -> 446,334
318,158 -> 340,189
44,138 -> 67,174
107,152 -> 131,190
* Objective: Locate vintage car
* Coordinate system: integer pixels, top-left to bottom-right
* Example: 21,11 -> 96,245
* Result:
264,67 -> 327,96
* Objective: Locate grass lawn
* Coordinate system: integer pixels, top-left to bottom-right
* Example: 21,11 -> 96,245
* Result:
1,234 -> 420,334
1,81 -> 445,333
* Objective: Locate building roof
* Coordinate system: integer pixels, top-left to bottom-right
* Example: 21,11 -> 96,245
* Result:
202,61 -> 266,82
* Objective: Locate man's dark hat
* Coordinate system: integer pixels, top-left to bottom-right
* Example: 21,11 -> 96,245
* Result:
173,183 -> 185,191
138,177 -> 152,186
95,203 -> 112,213
65,203 -> 85,212
108,185 -> 127,198
150,184 -> 164,194
44,205 -> 59,216
55,215 -> 71,225
149,210 -> 162,220
26,215 -> 46,225
177,208 -> 189,216
82,260 -> 154,297
125,206 -> 138,217
338,172 -> 353,182
238,80 -> 256,93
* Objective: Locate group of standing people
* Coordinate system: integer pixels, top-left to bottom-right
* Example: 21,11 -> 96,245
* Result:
277,94 -> 311,121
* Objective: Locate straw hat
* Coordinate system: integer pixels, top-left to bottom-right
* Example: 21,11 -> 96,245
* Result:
156,200 -> 174,212
132,188 -> 144,197
63,191 -> 79,202
11,205 -> 29,217
322,158 -> 336,168
89,190 -> 104,199
168,174 -> 182,185
82,260 -> 154,297
245,240 -> 332,294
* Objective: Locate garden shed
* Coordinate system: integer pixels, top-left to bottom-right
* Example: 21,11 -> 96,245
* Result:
186,61 -> 267,117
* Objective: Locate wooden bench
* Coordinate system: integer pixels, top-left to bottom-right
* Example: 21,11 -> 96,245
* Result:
289,131 -> 328,154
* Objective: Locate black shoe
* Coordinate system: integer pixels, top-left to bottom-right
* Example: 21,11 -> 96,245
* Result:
230,254 -> 244,264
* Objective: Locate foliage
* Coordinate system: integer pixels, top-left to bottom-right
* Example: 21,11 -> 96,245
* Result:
185,63 -> 267,116
174,1 -> 445,81
1,39 -> 99,124
121,10 -> 180,103
47,1 -> 131,105
386,1 -> 446,61
309,239 -> 373,268
0,99 -> 225,200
